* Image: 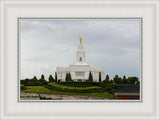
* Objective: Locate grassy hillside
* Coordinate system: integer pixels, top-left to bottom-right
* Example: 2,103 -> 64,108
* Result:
21,84 -> 116,99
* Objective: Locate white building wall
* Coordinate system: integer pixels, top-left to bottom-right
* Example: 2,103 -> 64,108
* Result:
56,66 -> 105,82
56,42 -> 105,82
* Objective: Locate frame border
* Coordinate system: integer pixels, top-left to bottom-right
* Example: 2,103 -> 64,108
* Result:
0,0 -> 159,120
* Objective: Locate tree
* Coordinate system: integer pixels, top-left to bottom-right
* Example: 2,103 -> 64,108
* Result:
99,72 -> 101,83
128,77 -> 138,84
55,72 -> 57,82
88,71 -> 93,82
135,80 -> 140,86
103,74 -> 109,83
49,75 -> 54,82
68,72 -> 72,81
109,79 -> 114,84
113,75 -> 121,84
65,73 -> 69,82
39,74 -> 47,84
32,76 -> 38,81
24,78 -> 30,82
40,74 -> 45,81
58,80 -> 61,83
132,77 -> 138,84
122,75 -> 127,84
65,72 -> 72,82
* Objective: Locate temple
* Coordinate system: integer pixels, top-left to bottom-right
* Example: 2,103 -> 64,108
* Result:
56,38 -> 105,82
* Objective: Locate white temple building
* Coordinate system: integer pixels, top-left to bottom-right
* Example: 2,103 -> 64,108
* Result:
56,38 -> 105,82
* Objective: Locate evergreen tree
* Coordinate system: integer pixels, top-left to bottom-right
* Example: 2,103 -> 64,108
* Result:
113,75 -> 121,84
88,71 -> 93,82
68,72 -> 72,81
65,73 -> 69,81
127,77 -> 131,84
39,74 -> 47,85
40,74 -> 45,81
55,72 -> 57,82
122,75 -> 127,84
25,78 -> 30,82
110,79 -> 114,84
104,74 -> 109,83
49,75 -> 54,82
135,80 -> 140,86
128,77 -> 138,84
132,77 -> 138,84
32,76 -> 38,81
99,72 -> 101,83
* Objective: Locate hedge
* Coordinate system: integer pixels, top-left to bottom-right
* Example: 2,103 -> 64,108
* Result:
58,82 -> 101,87
44,83 -> 104,93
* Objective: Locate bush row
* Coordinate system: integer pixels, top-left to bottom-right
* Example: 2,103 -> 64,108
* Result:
58,82 -> 102,87
44,83 -> 104,93
39,95 -> 52,100
21,79 -> 48,86
20,86 -> 27,90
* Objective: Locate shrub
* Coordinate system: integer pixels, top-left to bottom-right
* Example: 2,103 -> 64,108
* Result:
39,95 -> 52,100
20,86 -> 27,90
58,82 -> 101,87
46,83 -> 103,93
49,75 -> 55,82
20,78 -> 48,86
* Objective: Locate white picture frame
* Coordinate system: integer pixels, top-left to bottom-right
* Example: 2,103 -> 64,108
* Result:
0,0 -> 159,120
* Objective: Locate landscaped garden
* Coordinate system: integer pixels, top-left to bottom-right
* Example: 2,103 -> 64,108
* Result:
20,74 -> 139,100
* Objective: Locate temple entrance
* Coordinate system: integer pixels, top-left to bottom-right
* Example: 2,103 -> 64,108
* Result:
77,79 -> 82,82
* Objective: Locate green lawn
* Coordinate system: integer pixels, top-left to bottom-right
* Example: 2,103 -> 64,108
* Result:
49,83 -> 101,89
47,83 -> 103,93
21,86 -> 116,99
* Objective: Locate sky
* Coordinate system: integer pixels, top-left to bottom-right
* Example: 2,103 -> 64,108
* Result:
20,19 -> 141,80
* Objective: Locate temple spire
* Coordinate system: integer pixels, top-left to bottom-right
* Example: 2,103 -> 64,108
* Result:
79,37 -> 82,44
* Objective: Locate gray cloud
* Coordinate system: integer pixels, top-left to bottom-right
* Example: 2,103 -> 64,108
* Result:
20,19 -> 140,80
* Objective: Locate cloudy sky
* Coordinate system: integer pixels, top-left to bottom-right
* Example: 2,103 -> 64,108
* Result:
20,19 -> 140,80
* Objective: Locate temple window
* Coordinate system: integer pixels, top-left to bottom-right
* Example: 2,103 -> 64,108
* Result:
79,57 -> 82,61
